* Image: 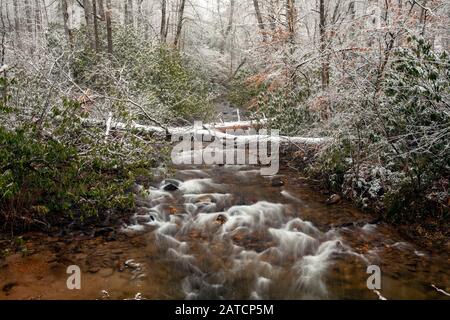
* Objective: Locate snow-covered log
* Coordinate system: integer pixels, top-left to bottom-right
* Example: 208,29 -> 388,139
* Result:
82,117 -> 330,146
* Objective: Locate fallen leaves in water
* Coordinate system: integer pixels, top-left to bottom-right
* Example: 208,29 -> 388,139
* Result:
354,243 -> 371,254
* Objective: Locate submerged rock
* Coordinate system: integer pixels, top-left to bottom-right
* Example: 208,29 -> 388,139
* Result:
162,179 -> 181,191
2,281 -> 18,294
326,194 -> 341,205
94,227 -> 114,237
163,183 -> 179,191
270,177 -> 285,187
136,216 -> 151,224
124,259 -> 141,270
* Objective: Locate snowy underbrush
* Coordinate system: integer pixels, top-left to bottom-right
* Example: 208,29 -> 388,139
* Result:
307,38 -> 449,223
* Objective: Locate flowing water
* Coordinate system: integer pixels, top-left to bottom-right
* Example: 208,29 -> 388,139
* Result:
1,161 -> 449,300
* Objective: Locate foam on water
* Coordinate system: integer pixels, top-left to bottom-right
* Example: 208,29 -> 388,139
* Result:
281,190 -> 305,204
362,223 -> 377,233
221,201 -> 285,234
122,170 -> 363,299
179,178 -> 225,194
294,239 -> 343,297
268,228 -> 318,259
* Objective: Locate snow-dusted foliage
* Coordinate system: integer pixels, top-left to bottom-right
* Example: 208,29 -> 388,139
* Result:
311,38 -> 449,221
0,0 -> 448,226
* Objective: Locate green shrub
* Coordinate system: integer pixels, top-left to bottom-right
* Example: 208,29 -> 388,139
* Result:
311,138 -> 352,192
228,70 -> 316,135
379,37 -> 450,220
228,71 -> 267,108
0,76 -> 164,230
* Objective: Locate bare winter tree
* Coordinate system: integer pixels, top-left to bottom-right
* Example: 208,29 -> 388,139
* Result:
62,0 -> 73,47
124,0 -> 134,26
24,0 -> 34,35
34,0 -> 43,33
13,0 -> 22,48
286,0 -> 296,46
174,0 -> 186,48
83,0 -> 96,50
252,0 -> 266,42
92,0 -> 100,52
160,0 -> 167,42
106,0 -> 113,54
220,0 -> 235,52
319,0 -> 329,90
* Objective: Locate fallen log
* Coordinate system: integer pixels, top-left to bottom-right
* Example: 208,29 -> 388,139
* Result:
82,117 -> 331,146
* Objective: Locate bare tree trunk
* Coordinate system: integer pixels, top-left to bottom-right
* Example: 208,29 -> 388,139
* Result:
267,0 -> 278,34
319,0 -> 329,90
13,0 -> 21,49
106,0 -> 113,55
1,0 -> 7,79
24,0 -> 35,52
1,0 -> 8,106
61,0 -> 73,47
165,13 -> 170,40
252,0 -> 266,42
225,0 -> 235,38
124,0 -> 134,26
41,0 -> 48,27
24,0 -> 34,34
160,0 -> 167,42
34,0 -> 42,33
83,0 -> 95,50
3,0 -> 12,33
92,0 -> 100,52
138,0 -> 149,40
221,0 -> 235,52
124,0 -> 129,25
97,0 -> 105,20
174,0 -> 186,48
419,0 -> 428,37
286,0 -> 296,45
129,0 -> 134,26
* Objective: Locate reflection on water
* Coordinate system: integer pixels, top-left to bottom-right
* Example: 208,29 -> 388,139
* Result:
0,165 -> 449,300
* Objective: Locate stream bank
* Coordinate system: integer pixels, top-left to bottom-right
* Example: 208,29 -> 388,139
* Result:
1,164 -> 449,300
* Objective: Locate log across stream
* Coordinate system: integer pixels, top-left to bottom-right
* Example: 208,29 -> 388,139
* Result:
0,162 -> 449,299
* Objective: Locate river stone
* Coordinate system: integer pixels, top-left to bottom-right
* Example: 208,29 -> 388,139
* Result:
125,259 -> 141,270
270,177 -> 284,187
162,179 -> 181,191
136,216 -> 151,224
163,183 -> 179,191
326,194 -> 341,205
94,227 -> 114,237
2,281 -> 18,294
135,198 -> 152,207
